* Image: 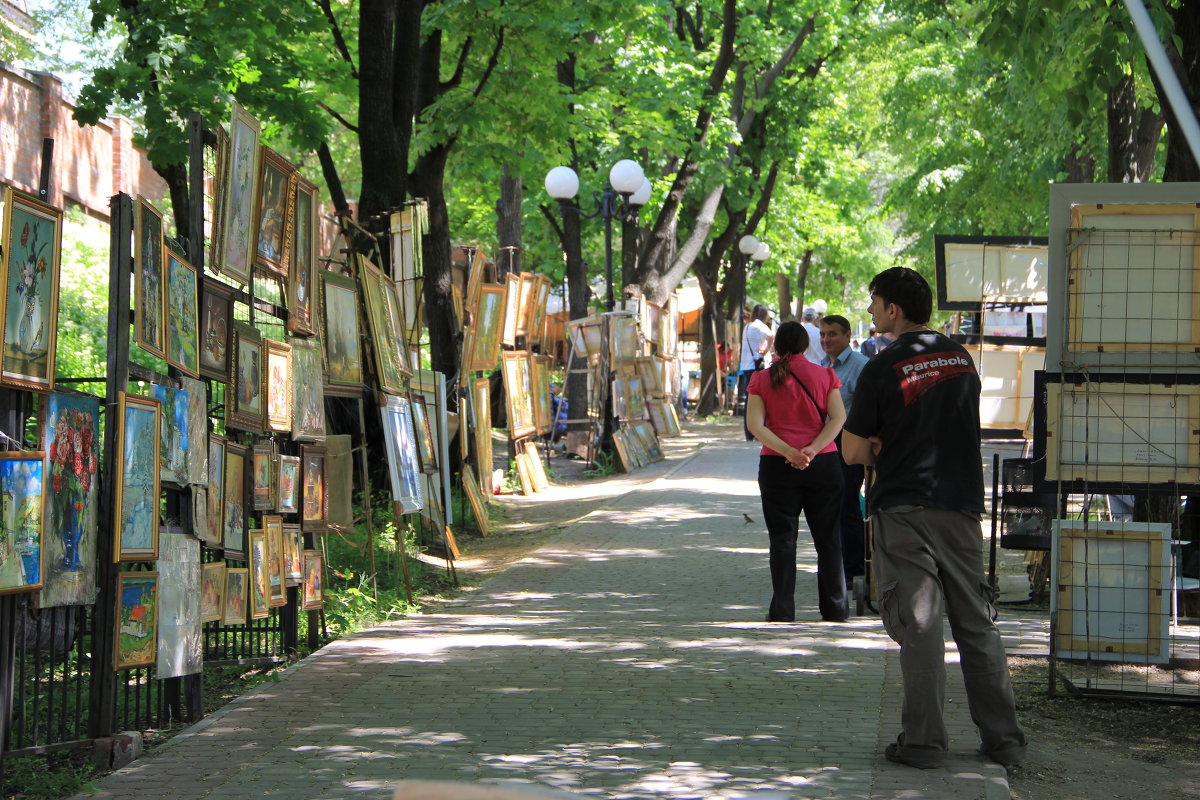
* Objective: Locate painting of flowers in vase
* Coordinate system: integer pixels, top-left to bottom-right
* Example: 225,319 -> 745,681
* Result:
39,393 -> 99,607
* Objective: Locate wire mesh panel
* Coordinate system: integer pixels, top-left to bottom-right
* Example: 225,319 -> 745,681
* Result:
6,602 -> 93,752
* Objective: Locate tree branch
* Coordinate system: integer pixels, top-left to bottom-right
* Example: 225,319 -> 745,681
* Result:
539,202 -> 564,243
472,27 -> 506,99
441,37 -> 474,93
315,0 -> 358,79
745,161 -> 780,232
317,101 -> 360,133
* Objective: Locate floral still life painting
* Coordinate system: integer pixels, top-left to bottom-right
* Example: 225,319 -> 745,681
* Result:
0,453 -> 44,594
1,187 -> 61,391
40,393 -> 98,606
114,571 -> 158,669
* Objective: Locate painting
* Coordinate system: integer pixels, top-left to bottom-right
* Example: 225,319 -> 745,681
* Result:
610,314 -> 639,366
501,271 -> 521,347
627,375 -> 647,419
219,102 -> 261,284
247,528 -> 270,620
301,549 -> 323,610
132,195 -> 165,361
39,394 -> 98,606
290,338 -> 326,441
277,454 -> 300,514
637,357 -> 663,395
165,251 -> 200,378
152,384 -> 191,486
300,446 -> 327,532
200,561 -> 224,623
389,208 -> 419,341
464,246 -> 486,313
381,396 -> 424,514
287,177 -> 318,335
516,272 -> 536,338
283,523 -> 303,583
501,352 -> 536,439
199,277 -> 236,382
115,571 -> 158,669
254,147 -> 296,278
321,272 -> 363,395
632,420 -> 663,462
0,453 -> 43,594
531,355 -> 551,434
611,429 -> 633,472
222,442 -> 247,557
528,275 -> 550,347
1,188 -> 59,392
567,316 -> 603,360
411,396 -> 437,474
514,452 -> 534,496
263,515 -> 287,607
325,434 -> 353,531
209,125 -> 229,276
523,442 -> 550,492
252,444 -> 275,510
462,465 -> 489,536
203,435 -> 225,547
471,377 -> 493,497
647,399 -> 670,437
360,256 -> 410,395
114,393 -> 160,562
156,530 -> 202,678
469,284 -> 506,372
222,567 -> 248,625
228,321 -> 264,432
179,376 -> 207,486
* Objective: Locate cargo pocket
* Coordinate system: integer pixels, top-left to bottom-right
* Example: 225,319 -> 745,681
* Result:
978,579 -> 998,623
878,580 -> 905,645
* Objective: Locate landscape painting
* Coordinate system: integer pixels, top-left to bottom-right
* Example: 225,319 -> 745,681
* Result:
165,251 -> 200,378
114,571 -> 158,669
0,453 -> 44,594
114,393 -> 160,562
220,103 -> 261,284
133,196 -> 165,360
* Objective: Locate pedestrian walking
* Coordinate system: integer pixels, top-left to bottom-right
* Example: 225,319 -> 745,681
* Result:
738,304 -> 774,440
746,320 -> 849,623
842,267 -> 1027,770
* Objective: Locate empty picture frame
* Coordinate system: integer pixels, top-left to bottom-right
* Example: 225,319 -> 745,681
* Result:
219,102 -> 262,285
933,235 -> 1048,311
133,195 -> 166,360
1052,519 -> 1172,665
971,344 -> 1044,432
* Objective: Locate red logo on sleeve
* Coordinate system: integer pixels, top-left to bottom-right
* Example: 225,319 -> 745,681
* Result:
892,352 -> 975,405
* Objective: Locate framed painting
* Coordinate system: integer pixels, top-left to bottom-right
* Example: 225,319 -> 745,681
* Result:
264,339 -> 292,433
325,435 -> 353,531
1,188 -> 60,392
515,272 -> 537,338
321,271 -> 363,395
40,393 -> 98,607
411,396 -> 438,474
471,377 -> 493,497
0,452 -> 44,594
222,441 -> 247,557
290,338 -> 326,441
228,321 -> 264,432
300,446 -> 327,532
530,355 -> 550,434
254,147 -> 296,278
133,195 -> 165,360
221,566 -> 248,625
501,352 -> 536,439
200,561 -> 224,623
359,256 -> 410,395
637,357 -> 663,396
464,246 -> 487,314
380,396 -> 424,514
165,251 -> 200,378
528,275 -> 550,347
202,435 -> 225,547
263,514 -> 286,607
632,420 -> 664,462
611,429 -> 633,472
461,465 -> 488,537
247,528 -> 270,620
501,271 -> 521,347
468,284 -> 506,372
209,125 -> 230,276
180,376 -> 208,486
283,523 -> 303,583
514,452 -> 534,496
251,444 -> 275,510
647,399 -> 669,437
567,316 -> 603,360
523,442 -> 550,492
277,454 -> 300,514
198,277 -> 236,382
219,102 -> 261,284
156,530 -> 201,679
301,549 -> 323,610
627,375 -> 646,420
287,177 -> 318,335
389,209 -> 418,338
610,314 -> 639,366
384,278 -> 413,377
151,383 -> 191,486
114,571 -> 158,669
114,393 -> 160,562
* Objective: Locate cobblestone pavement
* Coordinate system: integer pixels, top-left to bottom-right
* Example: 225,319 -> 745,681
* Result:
78,435 -> 1017,800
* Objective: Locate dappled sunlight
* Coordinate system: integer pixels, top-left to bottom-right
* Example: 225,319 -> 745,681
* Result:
658,476 -> 761,497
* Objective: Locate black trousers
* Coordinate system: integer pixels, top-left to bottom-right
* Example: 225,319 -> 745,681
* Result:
838,450 -> 866,580
758,452 -> 848,621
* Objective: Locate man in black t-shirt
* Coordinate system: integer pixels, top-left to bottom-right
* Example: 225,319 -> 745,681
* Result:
842,267 -> 1026,771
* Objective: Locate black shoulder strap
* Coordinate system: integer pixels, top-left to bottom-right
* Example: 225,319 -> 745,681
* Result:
787,365 -> 825,417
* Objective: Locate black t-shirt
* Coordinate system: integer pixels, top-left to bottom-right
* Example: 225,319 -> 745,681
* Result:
843,330 -> 984,515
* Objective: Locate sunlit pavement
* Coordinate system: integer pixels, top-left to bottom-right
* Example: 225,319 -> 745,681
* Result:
78,432 -> 1014,800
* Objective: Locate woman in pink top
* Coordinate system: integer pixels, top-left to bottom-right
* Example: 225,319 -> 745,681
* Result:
747,321 -> 849,622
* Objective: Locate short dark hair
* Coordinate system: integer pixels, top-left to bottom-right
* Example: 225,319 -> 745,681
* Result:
751,304 -> 769,322
821,314 -> 851,334
869,267 -> 932,325
768,321 -> 808,388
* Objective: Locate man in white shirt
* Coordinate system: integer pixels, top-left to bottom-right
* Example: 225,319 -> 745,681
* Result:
801,307 -> 824,364
739,304 -> 773,440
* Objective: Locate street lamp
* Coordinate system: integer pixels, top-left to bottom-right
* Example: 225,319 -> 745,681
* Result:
544,159 -> 648,312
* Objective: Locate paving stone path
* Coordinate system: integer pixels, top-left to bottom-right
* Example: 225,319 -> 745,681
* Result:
78,436 -> 1013,800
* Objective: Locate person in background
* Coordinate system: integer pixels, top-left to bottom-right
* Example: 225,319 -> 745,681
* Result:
819,314 -> 870,588
860,324 -> 880,358
746,320 -> 848,623
841,267 -> 1026,771
800,307 -> 824,365
549,383 -> 569,439
739,304 -> 774,440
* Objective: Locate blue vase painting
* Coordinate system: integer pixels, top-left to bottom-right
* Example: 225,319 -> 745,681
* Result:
40,393 -> 99,607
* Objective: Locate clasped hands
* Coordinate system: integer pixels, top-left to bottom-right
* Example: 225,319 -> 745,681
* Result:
783,444 -> 819,470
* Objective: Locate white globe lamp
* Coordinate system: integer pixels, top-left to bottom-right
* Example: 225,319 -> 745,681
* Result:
738,235 -> 760,255
608,159 -> 645,194
629,178 -> 652,206
544,166 -> 580,201
752,241 -> 770,261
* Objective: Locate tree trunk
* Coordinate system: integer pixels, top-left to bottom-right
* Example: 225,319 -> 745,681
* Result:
557,54 -> 589,435
1155,1 -> 1200,182
794,249 -> 813,314
1135,107 -> 1164,182
496,164 -> 522,276
621,216 -> 640,294
1107,74 -> 1138,183
776,273 -> 793,322
1063,144 -> 1096,182
695,285 -> 721,417
411,145 -> 460,392
154,161 -> 189,241
357,0 -> 408,225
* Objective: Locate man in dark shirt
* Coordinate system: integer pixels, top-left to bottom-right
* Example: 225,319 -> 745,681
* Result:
842,267 -> 1026,771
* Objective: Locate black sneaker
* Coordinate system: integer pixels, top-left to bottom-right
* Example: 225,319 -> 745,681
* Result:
884,741 -> 944,770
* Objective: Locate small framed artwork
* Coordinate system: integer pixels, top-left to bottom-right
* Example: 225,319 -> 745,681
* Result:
321,271 -> 363,395
471,377 -> 493,496
0,452 -> 44,594
251,444 -> 275,510
529,355 -> 550,434
228,321 -> 264,433
461,464 -> 489,537
300,446 -> 327,532
637,357 -> 663,395
468,283 -> 506,372
283,523 -> 303,583
222,567 -> 248,625
151,383 -> 191,486
501,271 -> 521,347
263,514 -> 287,607
360,256 -> 411,395
222,441 -> 247,557
254,146 -> 296,278
277,454 -> 300,514
209,125 -> 229,275
40,393 -> 99,607
464,246 -> 487,313
380,396 -> 424,514
180,376 -> 208,486
523,442 -> 550,492
164,250 -> 200,378
219,102 -> 261,285
200,561 -> 224,623
612,429 -> 633,472
114,570 -> 158,669
133,195 -> 166,360
290,338 -> 326,441
264,339 -> 292,433
287,177 -> 318,335
203,434 -> 225,547
515,271 -> 537,338
247,528 -> 270,620
610,314 -> 639,366
198,277 -> 236,382
528,274 -> 550,347
411,396 -> 438,474
301,549 -> 323,610
1,187 -> 62,392
514,451 -> 534,496
114,393 -> 160,562
501,352 -> 536,439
